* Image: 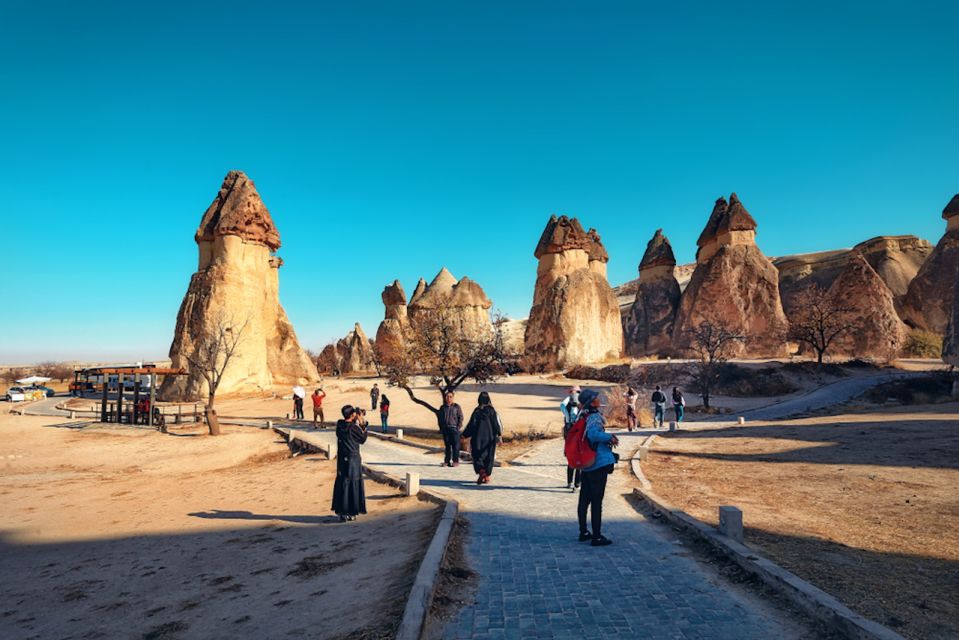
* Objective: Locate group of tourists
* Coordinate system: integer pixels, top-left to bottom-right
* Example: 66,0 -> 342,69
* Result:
622,384 -> 685,429
329,379 -> 683,546
370,384 -> 391,433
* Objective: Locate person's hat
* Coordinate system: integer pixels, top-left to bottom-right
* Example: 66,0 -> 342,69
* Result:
341,404 -> 355,419
578,388 -> 599,408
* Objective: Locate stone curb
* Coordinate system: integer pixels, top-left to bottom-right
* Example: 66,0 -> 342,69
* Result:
272,426 -> 459,640
630,437 -> 904,640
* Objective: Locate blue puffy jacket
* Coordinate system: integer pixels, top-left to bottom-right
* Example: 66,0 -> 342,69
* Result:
582,410 -> 615,472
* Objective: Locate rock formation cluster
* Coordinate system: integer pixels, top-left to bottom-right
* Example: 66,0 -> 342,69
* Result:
162,171 -> 318,399
776,235 -> 933,315
371,268 -> 494,362
336,323 -> 377,374
524,215 -> 623,369
624,229 -> 681,357
672,194 -> 790,357
901,195 -> 959,334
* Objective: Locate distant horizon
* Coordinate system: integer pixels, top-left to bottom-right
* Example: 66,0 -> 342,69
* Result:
2,1 -> 956,363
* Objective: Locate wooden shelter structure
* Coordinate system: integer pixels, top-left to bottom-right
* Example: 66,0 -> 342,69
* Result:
73,365 -> 187,427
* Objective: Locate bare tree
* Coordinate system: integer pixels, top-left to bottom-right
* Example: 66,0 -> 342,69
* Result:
2,367 -> 27,385
182,314 -> 249,435
382,301 -> 517,420
786,285 -> 855,365
37,361 -> 74,382
686,320 -> 746,409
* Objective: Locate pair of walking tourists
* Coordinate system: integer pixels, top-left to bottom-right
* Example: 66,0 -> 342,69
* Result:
651,385 -> 686,427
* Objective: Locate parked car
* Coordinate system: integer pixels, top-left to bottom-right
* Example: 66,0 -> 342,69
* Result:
26,385 -> 55,398
5,387 -> 26,402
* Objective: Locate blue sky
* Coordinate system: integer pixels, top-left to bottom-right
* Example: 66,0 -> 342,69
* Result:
1,1 -> 957,363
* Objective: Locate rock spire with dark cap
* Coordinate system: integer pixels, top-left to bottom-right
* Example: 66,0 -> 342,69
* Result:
902,193 -> 959,333
195,170 -> 281,251
625,229 -> 681,356
525,215 -> 623,368
374,280 -> 412,364
674,193 -> 789,357
162,170 -> 318,400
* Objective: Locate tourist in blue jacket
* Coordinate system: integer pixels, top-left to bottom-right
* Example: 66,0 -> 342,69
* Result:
576,388 -> 619,547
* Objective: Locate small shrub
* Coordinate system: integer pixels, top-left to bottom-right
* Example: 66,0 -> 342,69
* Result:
783,361 -> 849,378
863,373 -> 955,405
713,364 -> 798,397
901,330 -> 944,358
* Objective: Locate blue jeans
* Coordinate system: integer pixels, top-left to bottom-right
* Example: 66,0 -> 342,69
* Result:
654,405 -> 665,427
381,414 -> 388,433
674,404 -> 684,422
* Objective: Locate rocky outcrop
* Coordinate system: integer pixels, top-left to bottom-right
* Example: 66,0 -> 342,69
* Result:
825,253 -> 906,360
407,268 -> 493,338
624,229 -> 681,357
901,195 -> 959,333
374,280 -> 411,363
337,323 -> 376,374
943,275 -> 959,366
524,215 -> 623,369
776,235 -> 932,315
673,194 -> 789,357
162,171 -> 318,399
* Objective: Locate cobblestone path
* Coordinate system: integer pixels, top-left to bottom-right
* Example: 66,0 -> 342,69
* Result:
343,428 -> 809,639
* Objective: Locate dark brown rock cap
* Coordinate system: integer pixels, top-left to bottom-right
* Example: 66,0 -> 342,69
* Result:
716,193 -> 758,235
943,194 -> 959,220
639,229 -> 677,271
534,215 -> 591,259
381,280 -> 407,306
195,170 -> 281,251
586,229 -> 609,263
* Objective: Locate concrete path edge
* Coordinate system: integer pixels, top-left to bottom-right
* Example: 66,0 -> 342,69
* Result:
630,436 -> 904,640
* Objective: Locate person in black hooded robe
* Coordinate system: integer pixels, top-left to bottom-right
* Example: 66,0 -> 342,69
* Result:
331,404 -> 368,521
462,391 -> 502,484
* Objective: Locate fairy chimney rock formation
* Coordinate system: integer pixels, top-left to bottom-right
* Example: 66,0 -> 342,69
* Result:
162,171 -> 318,400
625,229 -> 681,357
674,194 -> 789,357
826,253 -> 906,360
525,215 -> 623,369
902,194 -> 959,333
374,280 -> 411,362
407,268 -> 493,338
943,275 -> 959,366
339,323 -> 376,373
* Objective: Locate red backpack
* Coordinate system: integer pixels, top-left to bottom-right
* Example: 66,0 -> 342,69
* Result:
564,414 -> 595,470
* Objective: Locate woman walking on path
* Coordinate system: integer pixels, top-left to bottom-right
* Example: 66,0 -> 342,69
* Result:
332,405 -> 368,522
576,388 -> 619,547
462,391 -> 503,485
624,386 -> 639,431
379,395 -> 390,433
672,387 -> 685,423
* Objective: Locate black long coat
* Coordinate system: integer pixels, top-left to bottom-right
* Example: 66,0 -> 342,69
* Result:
331,419 -> 368,516
463,405 -> 502,475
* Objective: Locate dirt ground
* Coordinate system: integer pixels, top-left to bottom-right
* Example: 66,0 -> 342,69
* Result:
0,412 -> 439,640
642,404 -> 959,640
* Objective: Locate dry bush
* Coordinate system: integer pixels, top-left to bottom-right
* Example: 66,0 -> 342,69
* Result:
902,330 -> 944,358
863,373 -> 955,405
501,424 -> 555,443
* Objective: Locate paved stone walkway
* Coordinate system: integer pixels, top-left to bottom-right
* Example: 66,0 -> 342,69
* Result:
300,426 -> 807,639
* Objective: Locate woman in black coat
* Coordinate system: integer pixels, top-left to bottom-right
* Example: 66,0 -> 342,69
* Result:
331,404 -> 368,521
462,392 -> 502,485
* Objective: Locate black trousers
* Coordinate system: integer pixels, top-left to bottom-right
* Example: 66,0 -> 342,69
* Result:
566,466 -> 581,486
371,397 -> 378,410
293,398 -> 304,420
441,428 -> 461,464
578,465 -> 612,537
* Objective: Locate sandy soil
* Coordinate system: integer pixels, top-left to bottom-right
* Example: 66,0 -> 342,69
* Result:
641,405 -> 959,640
0,412 -> 439,640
